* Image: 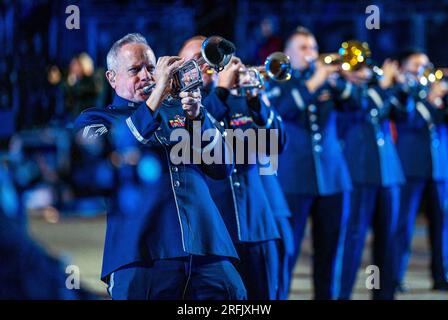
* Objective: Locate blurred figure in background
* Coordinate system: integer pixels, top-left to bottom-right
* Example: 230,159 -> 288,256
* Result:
0,157 -> 96,299
266,27 -> 354,300
260,168 -> 295,299
250,16 -> 283,65
63,53 -> 99,122
179,36 -> 285,300
336,59 -> 405,300
391,49 -> 448,291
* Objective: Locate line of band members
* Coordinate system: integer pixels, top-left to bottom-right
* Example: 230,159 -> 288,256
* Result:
72,29 -> 448,300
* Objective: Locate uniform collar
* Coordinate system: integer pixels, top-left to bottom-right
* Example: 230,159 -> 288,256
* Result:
111,94 -> 140,109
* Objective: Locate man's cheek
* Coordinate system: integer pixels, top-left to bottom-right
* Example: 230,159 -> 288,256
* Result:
130,83 -> 139,95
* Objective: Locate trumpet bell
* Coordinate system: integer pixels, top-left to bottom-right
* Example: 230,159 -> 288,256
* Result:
339,40 -> 371,71
233,52 -> 291,96
264,52 -> 292,82
320,41 -> 371,72
201,36 -> 236,72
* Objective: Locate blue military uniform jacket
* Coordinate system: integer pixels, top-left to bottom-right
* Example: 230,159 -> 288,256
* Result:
266,69 -> 353,196
202,87 -> 284,243
337,84 -> 405,187
73,94 -> 238,281
390,85 -> 448,181
260,172 -> 292,218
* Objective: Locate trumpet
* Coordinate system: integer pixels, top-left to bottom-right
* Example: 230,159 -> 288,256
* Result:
234,52 -> 292,96
400,65 -> 447,92
319,40 -> 383,82
416,66 -> 448,108
418,65 -> 446,86
143,36 -> 235,96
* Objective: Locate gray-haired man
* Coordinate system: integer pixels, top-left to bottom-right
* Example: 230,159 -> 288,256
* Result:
73,33 -> 246,300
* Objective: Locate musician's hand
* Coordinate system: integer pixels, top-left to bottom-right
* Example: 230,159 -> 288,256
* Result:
217,56 -> 244,89
379,59 -> 399,89
154,56 -> 185,95
180,89 -> 202,119
395,70 -> 409,86
306,60 -> 339,93
146,56 -> 185,112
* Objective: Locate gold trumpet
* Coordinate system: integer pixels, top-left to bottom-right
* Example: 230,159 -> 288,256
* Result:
418,66 -> 446,86
235,52 -> 292,95
320,40 -> 383,80
320,40 -> 371,71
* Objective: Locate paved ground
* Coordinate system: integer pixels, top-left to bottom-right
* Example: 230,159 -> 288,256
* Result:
28,214 -> 448,300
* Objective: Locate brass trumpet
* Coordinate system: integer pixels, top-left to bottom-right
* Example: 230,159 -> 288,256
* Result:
143,36 -> 235,96
319,40 -> 383,81
320,40 -> 370,71
235,52 -> 292,96
418,65 -> 446,86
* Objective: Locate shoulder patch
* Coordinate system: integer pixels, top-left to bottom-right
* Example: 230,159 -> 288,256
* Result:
82,124 -> 108,139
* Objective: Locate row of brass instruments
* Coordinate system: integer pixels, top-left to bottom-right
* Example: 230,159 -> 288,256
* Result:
143,36 -> 292,97
321,40 -> 447,88
144,37 -> 446,97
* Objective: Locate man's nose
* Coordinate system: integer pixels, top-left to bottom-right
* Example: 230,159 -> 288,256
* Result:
139,67 -> 151,81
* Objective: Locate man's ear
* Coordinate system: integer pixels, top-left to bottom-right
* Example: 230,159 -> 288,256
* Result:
105,70 -> 116,89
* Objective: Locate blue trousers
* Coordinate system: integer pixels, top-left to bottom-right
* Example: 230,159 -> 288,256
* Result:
285,192 -> 350,300
236,240 -> 279,300
107,255 -> 247,300
339,185 -> 400,300
396,179 -> 448,286
275,216 -> 294,299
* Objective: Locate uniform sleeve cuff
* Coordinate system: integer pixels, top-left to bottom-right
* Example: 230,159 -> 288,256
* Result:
214,87 -> 231,101
249,97 -> 273,128
125,102 -> 161,144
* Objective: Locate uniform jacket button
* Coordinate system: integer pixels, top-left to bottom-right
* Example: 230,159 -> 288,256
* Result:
308,104 -> 317,112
